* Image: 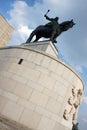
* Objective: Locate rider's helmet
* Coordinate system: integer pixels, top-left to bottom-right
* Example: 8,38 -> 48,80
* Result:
55,17 -> 59,21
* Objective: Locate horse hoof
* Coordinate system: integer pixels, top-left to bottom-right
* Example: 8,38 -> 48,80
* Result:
51,40 -> 57,43
54,40 -> 57,43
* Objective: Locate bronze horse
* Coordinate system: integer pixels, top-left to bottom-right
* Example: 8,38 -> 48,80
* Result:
26,19 -> 75,43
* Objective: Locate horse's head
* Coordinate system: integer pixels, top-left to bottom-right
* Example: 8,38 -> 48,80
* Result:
60,19 -> 75,31
69,19 -> 75,28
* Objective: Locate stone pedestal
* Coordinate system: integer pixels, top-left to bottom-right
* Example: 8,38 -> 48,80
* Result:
22,41 -> 58,58
0,41 -> 84,130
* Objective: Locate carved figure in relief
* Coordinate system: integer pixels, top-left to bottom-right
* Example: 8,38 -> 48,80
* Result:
63,105 -> 76,120
63,109 -> 69,120
68,96 -> 73,105
68,86 -> 77,105
72,86 -> 77,96
72,111 -> 77,124
63,87 -> 83,124
74,89 -> 83,108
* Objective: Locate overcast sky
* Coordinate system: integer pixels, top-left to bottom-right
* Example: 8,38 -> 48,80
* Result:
0,0 -> 87,129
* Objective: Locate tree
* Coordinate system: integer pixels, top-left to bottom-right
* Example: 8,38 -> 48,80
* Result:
72,123 -> 79,130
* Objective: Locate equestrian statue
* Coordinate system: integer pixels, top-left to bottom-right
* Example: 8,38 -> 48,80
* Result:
26,10 -> 75,43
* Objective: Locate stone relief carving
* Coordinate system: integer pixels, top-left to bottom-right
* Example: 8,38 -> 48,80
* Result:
63,86 -> 83,123
74,89 -> 83,108
68,86 -> 77,105
63,105 -> 76,121
63,109 -> 69,120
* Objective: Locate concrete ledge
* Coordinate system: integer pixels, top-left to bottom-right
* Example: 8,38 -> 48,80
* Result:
21,41 -> 58,58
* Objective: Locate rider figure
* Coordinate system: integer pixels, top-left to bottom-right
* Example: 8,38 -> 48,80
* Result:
44,14 -> 60,43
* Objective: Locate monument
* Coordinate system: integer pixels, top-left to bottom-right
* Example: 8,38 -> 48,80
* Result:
0,12 -> 83,130
26,10 -> 75,43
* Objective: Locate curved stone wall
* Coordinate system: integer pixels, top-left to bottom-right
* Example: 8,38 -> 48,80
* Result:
0,45 -> 84,130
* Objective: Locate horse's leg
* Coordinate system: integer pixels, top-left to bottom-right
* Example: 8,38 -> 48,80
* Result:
33,35 -> 41,42
26,32 -> 35,43
52,34 -> 58,43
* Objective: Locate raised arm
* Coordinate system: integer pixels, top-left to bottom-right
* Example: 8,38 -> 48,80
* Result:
44,14 -> 53,21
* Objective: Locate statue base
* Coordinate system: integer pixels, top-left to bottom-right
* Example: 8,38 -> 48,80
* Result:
21,41 -> 58,58
0,41 -> 83,130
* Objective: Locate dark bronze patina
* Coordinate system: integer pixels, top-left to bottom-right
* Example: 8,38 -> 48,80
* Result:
26,10 -> 75,43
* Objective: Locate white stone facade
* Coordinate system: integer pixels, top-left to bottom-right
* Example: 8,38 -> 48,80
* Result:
0,14 -> 13,47
0,41 -> 84,130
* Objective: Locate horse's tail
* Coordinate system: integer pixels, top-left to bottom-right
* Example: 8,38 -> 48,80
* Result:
26,30 -> 35,43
